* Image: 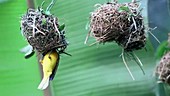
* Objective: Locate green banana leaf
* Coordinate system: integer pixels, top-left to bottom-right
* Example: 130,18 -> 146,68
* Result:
0,0 -> 170,96
0,0 -> 43,96
35,0 -> 170,96
148,0 -> 170,95
148,0 -> 170,50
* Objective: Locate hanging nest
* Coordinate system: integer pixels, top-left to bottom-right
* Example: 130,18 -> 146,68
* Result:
155,33 -> 170,84
155,52 -> 170,85
88,1 -> 146,52
20,8 -> 67,54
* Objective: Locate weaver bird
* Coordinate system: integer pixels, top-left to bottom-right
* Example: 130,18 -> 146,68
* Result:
38,50 -> 59,90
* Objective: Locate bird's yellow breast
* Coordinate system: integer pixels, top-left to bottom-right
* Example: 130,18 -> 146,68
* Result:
41,51 -> 58,76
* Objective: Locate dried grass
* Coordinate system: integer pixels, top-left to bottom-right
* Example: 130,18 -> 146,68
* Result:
20,8 -> 67,53
155,52 -> 170,85
88,1 -> 146,52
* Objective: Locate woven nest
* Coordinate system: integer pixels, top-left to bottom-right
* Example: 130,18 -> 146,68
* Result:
89,1 -> 146,52
155,52 -> 170,85
20,9 -> 67,53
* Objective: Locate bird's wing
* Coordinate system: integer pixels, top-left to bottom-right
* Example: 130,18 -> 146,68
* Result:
49,54 -> 60,80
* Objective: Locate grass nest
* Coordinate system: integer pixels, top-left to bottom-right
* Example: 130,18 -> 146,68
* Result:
85,0 -> 147,80
155,52 -> 170,85
155,33 -> 170,85
88,1 -> 146,52
20,8 -> 67,54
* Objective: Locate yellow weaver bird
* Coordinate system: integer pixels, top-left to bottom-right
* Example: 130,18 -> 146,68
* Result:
38,50 -> 59,90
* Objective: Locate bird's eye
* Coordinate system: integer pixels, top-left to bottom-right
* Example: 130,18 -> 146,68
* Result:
48,56 -> 51,60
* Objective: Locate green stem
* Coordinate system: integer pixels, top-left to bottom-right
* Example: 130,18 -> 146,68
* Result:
46,0 -> 57,12
40,0 -> 45,8
156,82 -> 167,96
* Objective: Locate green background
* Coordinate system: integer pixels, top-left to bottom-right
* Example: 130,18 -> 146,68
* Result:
0,0 -> 43,96
0,0 -> 169,96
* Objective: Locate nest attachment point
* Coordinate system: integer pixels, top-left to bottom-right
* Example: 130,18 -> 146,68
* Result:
20,8 -> 67,53
155,52 -> 170,85
89,1 -> 146,52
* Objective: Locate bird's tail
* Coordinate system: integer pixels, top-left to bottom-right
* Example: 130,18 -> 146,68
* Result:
38,77 -> 50,90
